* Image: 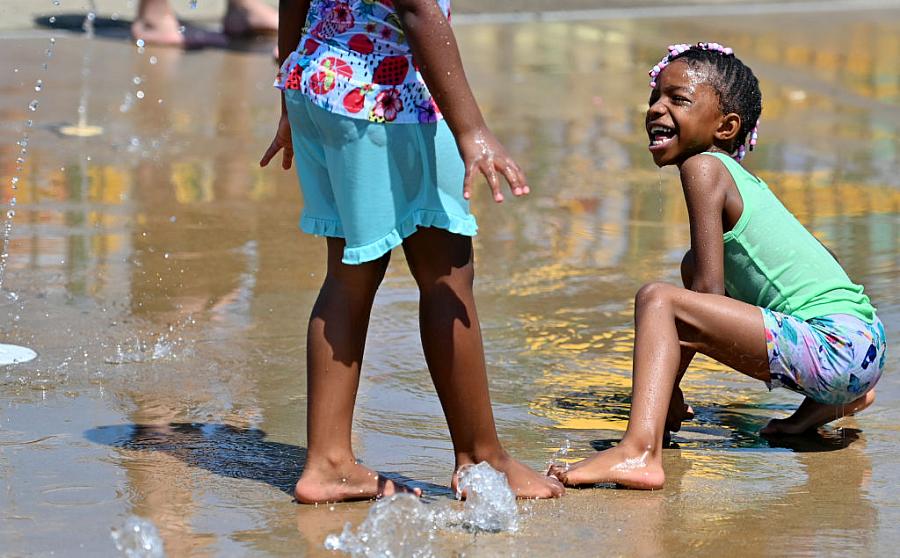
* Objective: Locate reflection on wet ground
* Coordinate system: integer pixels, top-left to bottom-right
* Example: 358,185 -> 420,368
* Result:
1,4 -> 899,557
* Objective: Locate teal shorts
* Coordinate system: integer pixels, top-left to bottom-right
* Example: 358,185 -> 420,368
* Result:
285,90 -> 477,265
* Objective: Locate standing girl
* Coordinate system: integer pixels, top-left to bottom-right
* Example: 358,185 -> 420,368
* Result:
550,43 -> 886,490
260,0 -> 564,503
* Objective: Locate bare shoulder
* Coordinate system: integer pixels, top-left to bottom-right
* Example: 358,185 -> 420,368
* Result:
678,153 -> 732,195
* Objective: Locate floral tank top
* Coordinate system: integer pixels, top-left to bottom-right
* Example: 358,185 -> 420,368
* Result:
274,0 -> 449,124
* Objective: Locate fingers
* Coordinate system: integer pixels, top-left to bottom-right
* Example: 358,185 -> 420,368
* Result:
481,160 -> 503,203
281,143 -> 294,170
462,164 -> 474,200
259,140 -> 281,168
498,158 -> 530,197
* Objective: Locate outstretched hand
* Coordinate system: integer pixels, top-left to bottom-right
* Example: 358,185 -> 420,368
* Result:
457,127 -> 530,203
259,112 -> 294,170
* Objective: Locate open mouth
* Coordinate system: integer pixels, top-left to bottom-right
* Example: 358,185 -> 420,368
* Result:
648,124 -> 676,149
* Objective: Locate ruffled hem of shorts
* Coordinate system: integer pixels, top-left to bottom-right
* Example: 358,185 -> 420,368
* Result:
306,209 -> 476,265
301,215 -> 345,238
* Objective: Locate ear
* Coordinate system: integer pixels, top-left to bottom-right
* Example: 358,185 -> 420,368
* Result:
714,112 -> 742,143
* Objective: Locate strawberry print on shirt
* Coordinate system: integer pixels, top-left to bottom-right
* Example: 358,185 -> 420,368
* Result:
275,0 -> 448,124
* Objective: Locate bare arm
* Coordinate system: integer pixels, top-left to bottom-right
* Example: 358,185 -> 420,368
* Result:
278,0 -> 309,67
260,0 -> 311,170
679,155 -> 729,296
394,0 -> 528,202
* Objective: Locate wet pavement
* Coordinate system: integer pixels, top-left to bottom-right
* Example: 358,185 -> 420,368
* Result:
1,2 -> 900,557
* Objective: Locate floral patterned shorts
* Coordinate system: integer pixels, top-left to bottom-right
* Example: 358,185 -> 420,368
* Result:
762,309 -> 886,405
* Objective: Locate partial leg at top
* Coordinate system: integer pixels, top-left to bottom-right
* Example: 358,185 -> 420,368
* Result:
550,282 -> 769,489
131,0 -> 228,48
222,0 -> 279,37
666,250 -> 698,434
295,238 -> 420,503
402,227 -> 563,499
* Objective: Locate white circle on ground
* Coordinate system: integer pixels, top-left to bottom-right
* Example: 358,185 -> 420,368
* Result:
0,344 -> 37,365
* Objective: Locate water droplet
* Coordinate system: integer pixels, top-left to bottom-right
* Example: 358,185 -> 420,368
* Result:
34,80 -> 43,92
49,16 -> 56,23
149,56 -> 158,64
178,25 -> 186,34
6,210 -> 15,219
25,120 -> 33,128
53,0 -> 60,5
49,37 -> 56,44
132,76 -> 142,85
135,39 -> 145,48
28,100 -> 39,111
136,90 -> 145,99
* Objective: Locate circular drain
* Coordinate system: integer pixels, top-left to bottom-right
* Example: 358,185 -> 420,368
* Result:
0,344 -> 37,365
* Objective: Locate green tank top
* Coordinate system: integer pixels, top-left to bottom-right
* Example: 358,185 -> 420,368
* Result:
707,152 -> 875,323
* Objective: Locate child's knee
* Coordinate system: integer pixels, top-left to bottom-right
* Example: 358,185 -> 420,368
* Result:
635,282 -> 676,311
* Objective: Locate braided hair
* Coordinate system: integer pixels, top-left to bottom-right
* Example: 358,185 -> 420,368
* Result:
649,43 -> 762,161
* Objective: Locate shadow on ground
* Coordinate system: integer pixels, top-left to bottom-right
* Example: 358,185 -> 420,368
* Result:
85,422 -> 444,497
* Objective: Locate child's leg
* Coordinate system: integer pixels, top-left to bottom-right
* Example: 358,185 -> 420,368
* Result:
666,250 -> 697,434
550,282 -> 770,489
295,238 -> 420,504
402,227 -> 563,499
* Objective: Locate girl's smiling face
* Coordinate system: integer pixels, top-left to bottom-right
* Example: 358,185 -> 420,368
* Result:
646,59 -> 738,167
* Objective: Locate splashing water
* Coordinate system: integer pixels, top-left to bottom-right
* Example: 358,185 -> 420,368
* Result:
106,319 -> 195,364
324,494 -> 436,558
325,463 -> 520,556
549,438 -> 572,471
110,516 -> 165,558
442,461 -> 518,532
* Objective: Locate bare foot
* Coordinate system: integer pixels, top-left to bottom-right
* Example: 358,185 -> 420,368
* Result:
294,461 -> 422,504
223,0 -> 279,37
761,390 -> 875,436
131,15 -> 227,48
451,453 -> 564,499
548,444 -> 664,490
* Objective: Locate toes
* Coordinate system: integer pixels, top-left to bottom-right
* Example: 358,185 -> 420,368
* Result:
547,464 -> 568,481
546,475 -> 565,496
376,475 -> 421,499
